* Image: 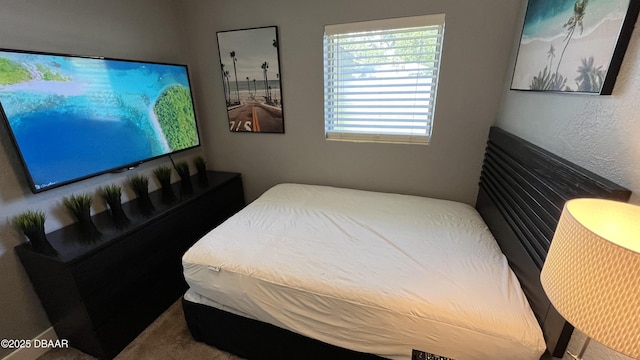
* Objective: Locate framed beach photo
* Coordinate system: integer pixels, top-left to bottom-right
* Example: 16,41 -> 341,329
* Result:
511,0 -> 640,94
216,26 -> 284,133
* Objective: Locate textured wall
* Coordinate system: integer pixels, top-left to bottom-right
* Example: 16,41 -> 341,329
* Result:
178,0 -> 522,204
497,1 -> 640,360
0,1 -> 196,358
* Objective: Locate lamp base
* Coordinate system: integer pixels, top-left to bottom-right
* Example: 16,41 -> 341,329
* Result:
567,337 -> 591,360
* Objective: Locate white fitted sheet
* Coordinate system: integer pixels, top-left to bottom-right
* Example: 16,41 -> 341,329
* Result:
182,184 -> 546,360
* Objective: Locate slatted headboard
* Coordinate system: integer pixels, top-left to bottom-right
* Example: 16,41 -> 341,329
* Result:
475,127 -> 631,357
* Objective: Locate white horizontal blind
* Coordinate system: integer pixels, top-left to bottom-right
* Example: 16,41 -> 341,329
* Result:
324,14 -> 445,144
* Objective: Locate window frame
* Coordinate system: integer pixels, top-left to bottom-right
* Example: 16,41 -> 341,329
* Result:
323,14 -> 445,145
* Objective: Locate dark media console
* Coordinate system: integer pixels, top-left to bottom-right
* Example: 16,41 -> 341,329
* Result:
16,171 -> 244,359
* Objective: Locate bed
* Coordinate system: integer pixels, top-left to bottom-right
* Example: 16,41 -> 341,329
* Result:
181,127 -> 631,359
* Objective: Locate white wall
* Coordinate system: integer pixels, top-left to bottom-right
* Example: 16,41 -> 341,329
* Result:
178,0 -> 522,204
497,1 -> 639,360
0,1 -> 197,358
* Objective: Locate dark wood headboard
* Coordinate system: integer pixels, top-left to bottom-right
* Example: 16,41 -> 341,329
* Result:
475,127 -> 631,357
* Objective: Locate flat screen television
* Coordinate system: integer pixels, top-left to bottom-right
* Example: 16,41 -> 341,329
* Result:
0,49 -> 200,193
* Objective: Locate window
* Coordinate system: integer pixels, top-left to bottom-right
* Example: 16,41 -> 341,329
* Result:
323,14 -> 445,145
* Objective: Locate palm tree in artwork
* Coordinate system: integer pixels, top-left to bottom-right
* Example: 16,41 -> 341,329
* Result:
276,73 -> 281,106
230,51 -> 240,104
547,45 -> 556,72
272,39 -> 280,105
224,70 -> 231,105
553,0 -> 589,89
221,63 -> 229,105
253,79 -> 257,97
575,56 -> 604,92
261,61 -> 269,100
246,76 -> 251,97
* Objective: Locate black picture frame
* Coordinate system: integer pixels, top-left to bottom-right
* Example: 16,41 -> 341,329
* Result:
510,0 -> 640,95
216,26 -> 285,133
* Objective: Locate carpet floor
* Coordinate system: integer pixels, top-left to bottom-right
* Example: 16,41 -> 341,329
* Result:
37,299 -> 243,360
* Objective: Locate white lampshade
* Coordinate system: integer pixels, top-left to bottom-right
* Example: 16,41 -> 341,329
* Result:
540,199 -> 640,358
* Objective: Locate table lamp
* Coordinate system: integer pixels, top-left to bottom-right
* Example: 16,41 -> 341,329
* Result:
540,198 -> 640,359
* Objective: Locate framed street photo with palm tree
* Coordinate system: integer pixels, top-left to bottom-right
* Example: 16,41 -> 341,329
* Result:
216,26 -> 284,132
511,0 -> 640,94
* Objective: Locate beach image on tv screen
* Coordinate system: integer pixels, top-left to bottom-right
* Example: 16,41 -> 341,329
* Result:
0,51 -> 199,191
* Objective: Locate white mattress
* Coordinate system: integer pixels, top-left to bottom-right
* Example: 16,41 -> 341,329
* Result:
182,184 -> 546,360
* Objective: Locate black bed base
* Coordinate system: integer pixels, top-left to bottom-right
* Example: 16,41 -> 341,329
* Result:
182,297 -> 386,360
